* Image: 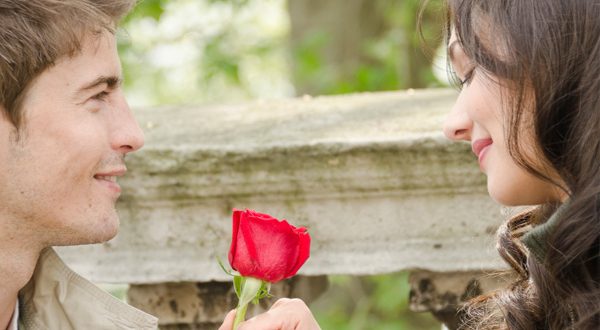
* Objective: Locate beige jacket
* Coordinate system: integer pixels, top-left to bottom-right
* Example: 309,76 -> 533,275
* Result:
18,248 -> 158,330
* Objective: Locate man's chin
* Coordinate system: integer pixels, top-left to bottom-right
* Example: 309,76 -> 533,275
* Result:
91,226 -> 119,244
56,215 -> 120,246
92,216 -> 120,243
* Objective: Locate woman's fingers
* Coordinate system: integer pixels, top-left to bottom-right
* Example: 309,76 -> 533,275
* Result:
218,309 -> 236,330
237,298 -> 320,330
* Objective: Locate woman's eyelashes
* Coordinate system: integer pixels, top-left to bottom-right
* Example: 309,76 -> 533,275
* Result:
459,68 -> 475,87
450,68 -> 475,90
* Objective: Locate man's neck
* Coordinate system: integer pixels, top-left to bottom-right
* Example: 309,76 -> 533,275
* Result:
1,298 -> 16,330
0,224 -> 43,330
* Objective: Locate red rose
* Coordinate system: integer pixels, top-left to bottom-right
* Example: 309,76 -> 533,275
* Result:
228,209 -> 311,283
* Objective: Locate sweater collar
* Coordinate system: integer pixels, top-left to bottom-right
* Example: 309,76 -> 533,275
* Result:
521,202 -> 567,263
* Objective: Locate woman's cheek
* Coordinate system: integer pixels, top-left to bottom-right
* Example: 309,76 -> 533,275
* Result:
486,155 -> 561,206
484,150 -> 523,206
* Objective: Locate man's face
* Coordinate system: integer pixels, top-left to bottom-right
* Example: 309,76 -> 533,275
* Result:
0,32 -> 144,247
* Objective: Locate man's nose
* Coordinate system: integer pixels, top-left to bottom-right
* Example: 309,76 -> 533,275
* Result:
111,96 -> 145,154
443,102 -> 472,141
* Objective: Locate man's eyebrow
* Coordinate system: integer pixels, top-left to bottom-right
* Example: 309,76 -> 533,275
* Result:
77,75 -> 123,93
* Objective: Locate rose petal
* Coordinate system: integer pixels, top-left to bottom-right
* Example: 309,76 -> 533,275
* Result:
228,209 -> 243,268
228,209 -> 311,283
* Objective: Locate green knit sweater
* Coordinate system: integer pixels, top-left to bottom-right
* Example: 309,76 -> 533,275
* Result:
521,203 -> 566,263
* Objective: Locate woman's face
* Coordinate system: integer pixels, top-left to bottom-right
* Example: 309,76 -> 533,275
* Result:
443,33 -> 565,206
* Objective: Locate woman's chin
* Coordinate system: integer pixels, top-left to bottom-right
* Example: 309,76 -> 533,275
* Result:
487,176 -> 526,206
487,175 -> 560,206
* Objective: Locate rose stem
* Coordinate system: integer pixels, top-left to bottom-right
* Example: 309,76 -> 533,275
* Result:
233,277 -> 263,330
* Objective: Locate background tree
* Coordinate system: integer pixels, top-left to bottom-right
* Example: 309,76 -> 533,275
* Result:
120,0 -> 445,106
288,0 -> 444,95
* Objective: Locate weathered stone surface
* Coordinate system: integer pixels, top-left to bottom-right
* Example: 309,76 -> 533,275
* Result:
127,276 -> 328,328
409,270 -> 515,329
56,89 -> 509,283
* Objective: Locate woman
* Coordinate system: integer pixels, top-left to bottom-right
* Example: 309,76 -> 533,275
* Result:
220,0 -> 600,328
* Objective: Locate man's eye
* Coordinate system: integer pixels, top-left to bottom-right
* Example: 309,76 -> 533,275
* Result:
92,90 -> 109,100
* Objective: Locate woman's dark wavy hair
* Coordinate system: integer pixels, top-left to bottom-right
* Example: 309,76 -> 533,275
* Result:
428,0 -> 600,329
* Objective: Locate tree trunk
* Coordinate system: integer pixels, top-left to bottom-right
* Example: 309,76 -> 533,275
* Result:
287,0 -> 443,95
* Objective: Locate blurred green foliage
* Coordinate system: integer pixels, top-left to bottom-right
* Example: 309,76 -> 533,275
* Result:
289,0 -> 444,95
123,0 -> 167,22
119,0 -> 446,106
118,0 -> 290,106
311,273 -> 440,330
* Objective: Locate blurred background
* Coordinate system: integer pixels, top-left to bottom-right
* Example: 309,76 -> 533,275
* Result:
119,0 -> 449,107
118,0 -> 449,328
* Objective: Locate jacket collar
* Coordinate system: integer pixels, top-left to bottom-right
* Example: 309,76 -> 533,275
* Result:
18,248 -> 158,330
521,202 -> 567,263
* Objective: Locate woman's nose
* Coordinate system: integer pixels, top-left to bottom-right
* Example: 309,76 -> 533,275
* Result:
443,103 -> 472,141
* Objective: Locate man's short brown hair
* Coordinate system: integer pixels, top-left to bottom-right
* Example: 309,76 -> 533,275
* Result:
0,0 -> 135,128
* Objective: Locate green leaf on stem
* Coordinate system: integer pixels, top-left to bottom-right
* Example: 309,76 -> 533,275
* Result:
233,275 -> 243,299
253,282 -> 272,304
216,256 -> 236,277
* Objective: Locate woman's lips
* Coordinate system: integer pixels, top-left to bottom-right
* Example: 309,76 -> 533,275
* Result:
472,138 -> 493,168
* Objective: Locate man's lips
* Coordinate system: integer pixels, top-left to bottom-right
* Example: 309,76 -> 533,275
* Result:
94,169 -> 126,179
94,168 -> 126,193
472,138 -> 493,162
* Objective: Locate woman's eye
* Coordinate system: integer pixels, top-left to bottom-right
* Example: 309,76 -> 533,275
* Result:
459,69 -> 476,87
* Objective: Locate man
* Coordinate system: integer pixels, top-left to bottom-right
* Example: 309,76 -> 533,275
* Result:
0,0 -> 157,328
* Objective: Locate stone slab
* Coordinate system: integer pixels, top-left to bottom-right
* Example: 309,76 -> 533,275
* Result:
56,89 -> 510,283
